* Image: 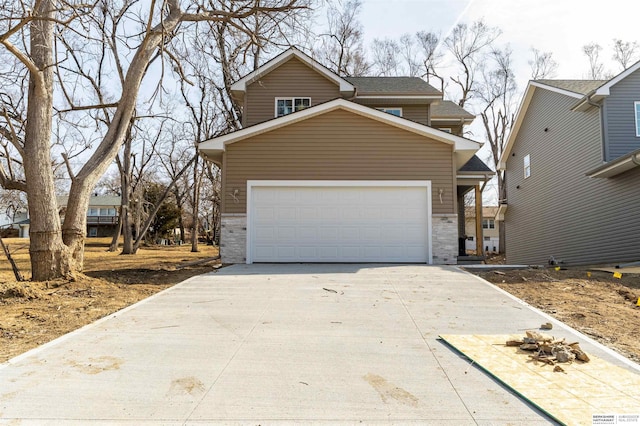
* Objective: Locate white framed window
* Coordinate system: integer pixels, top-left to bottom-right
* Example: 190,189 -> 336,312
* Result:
439,127 -> 452,133
275,97 -> 310,117
88,207 -> 99,216
484,236 -> 491,241
88,227 -> 98,237
99,207 -> 116,216
482,219 -> 495,229
376,107 -> 403,117
467,236 -> 474,241
524,154 -> 531,179
635,101 -> 640,137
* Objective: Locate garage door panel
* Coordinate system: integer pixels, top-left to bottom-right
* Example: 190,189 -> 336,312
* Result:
249,184 -> 430,263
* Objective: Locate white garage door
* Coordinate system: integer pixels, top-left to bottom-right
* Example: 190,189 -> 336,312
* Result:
247,181 -> 431,263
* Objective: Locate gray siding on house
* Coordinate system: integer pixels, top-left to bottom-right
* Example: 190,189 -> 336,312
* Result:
602,69 -> 640,160
504,87 -> 640,265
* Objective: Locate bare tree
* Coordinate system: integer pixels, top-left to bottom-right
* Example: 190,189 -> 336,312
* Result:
583,43 -> 608,79
444,20 -> 501,108
478,47 -> 517,253
398,34 -> 421,77
0,0 -> 309,280
318,0 -> 369,76
371,38 -> 401,76
529,48 -> 558,80
612,39 -> 639,70
415,30 -> 444,91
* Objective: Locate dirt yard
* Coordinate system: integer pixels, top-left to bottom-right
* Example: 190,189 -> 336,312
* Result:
470,266 -> 640,364
0,238 -> 219,362
2,241 -> 639,367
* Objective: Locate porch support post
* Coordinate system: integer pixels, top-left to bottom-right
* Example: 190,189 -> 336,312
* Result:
475,184 -> 484,256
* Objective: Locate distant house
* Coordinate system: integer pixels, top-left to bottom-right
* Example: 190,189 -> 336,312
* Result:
57,195 -> 121,238
199,47 -> 493,265
464,206 -> 500,254
0,209 -> 28,237
499,61 -> 640,265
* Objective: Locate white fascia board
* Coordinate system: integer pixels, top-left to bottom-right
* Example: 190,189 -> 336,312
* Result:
431,117 -> 475,124
593,60 -> 640,96
355,95 -> 441,100
230,48 -> 355,94
200,99 -> 481,153
530,81 -> 583,99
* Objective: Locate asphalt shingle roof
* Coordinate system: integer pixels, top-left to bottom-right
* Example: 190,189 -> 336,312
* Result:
459,155 -> 493,173
431,100 -> 475,119
345,77 -> 441,96
535,79 -> 607,95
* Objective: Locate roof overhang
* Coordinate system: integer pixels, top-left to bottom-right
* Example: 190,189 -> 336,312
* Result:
431,117 -> 476,125
199,99 -> 482,164
230,47 -> 355,101
586,150 -> 640,178
499,81 -> 582,170
573,60 -> 640,112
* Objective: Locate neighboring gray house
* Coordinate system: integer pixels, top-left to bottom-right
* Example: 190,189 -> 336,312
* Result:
499,61 -> 640,265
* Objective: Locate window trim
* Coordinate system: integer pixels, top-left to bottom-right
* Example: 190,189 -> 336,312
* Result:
482,219 -> 495,230
635,101 -> 640,137
376,107 -> 403,117
274,97 -> 311,117
523,154 -> 531,179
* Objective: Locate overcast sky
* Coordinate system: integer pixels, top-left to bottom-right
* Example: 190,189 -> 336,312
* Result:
353,0 -> 639,202
358,0 -> 639,87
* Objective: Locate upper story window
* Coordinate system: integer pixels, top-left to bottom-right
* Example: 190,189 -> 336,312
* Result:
635,101 -> 640,137
524,154 -> 531,179
376,107 -> 403,117
276,97 -> 310,117
482,219 -> 495,229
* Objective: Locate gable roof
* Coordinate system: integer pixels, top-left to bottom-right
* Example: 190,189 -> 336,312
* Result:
459,155 -> 493,173
345,77 -> 441,97
199,98 -> 481,166
535,80 -> 606,96
430,100 -> 475,122
230,47 -> 355,100
499,80 -> 592,169
501,61 -> 640,169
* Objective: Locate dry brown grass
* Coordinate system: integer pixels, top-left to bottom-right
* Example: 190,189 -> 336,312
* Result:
0,238 -> 219,362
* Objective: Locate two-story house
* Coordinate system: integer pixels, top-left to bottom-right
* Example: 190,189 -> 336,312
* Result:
199,47 -> 492,264
57,195 -> 121,238
499,61 -> 640,265
464,206 -> 500,254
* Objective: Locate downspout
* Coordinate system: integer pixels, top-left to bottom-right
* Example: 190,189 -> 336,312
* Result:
584,93 -> 606,161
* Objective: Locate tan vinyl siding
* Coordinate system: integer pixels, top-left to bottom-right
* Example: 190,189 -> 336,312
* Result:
504,87 -> 640,265
223,109 -> 454,214
244,57 -> 341,126
352,101 -> 430,125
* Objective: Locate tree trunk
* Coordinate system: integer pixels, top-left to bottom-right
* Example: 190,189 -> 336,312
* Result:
24,0 -> 73,280
191,157 -> 202,252
120,147 -> 135,254
108,209 -> 123,252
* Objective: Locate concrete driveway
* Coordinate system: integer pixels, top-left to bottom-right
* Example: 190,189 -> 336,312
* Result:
1,264 -> 637,424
